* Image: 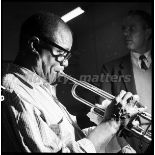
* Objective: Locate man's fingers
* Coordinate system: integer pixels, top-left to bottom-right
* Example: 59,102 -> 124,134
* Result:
99,99 -> 111,109
115,90 -> 126,103
137,106 -> 147,113
127,106 -> 147,116
103,90 -> 145,121
133,95 -> 140,103
132,95 -> 146,108
116,91 -> 133,107
121,92 -> 133,107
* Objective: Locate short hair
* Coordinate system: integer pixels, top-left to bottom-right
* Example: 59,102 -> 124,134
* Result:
19,12 -> 72,51
127,10 -> 152,29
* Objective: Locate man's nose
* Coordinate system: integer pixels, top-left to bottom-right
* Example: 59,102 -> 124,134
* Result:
61,59 -> 68,67
123,28 -> 130,36
57,56 -> 65,62
58,56 -> 68,67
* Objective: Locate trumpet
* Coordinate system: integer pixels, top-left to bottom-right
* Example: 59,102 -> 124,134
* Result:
59,71 -> 152,144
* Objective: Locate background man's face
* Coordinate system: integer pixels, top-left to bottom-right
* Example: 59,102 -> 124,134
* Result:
122,15 -> 148,53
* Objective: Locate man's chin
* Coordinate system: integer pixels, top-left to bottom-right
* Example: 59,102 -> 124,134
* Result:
49,76 -> 57,85
50,73 -> 61,85
50,80 -> 58,85
48,70 -> 58,84
126,43 -> 135,50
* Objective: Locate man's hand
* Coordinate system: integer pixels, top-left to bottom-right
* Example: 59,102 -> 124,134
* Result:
87,90 -> 146,153
103,90 -> 146,123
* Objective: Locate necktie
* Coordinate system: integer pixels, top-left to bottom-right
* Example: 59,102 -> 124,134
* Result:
139,55 -> 148,70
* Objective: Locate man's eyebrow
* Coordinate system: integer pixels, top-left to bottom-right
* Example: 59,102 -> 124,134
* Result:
52,42 -> 70,53
64,47 -> 70,51
121,25 -> 126,29
39,35 -> 70,53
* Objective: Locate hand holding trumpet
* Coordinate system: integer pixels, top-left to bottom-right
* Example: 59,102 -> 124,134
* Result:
87,90 -> 146,125
60,72 -> 151,152
87,90 -> 146,153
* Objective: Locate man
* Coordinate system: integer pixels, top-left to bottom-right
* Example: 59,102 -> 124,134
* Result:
2,12 -> 144,153
99,10 -> 152,153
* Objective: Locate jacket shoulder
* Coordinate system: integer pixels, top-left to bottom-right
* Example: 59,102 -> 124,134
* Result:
101,54 -> 130,71
2,73 -> 17,93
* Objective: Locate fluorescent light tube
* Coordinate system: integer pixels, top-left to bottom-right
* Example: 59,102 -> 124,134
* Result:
61,7 -> 84,22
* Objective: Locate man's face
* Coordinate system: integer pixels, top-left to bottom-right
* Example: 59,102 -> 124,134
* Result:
39,24 -> 73,84
122,15 -> 149,53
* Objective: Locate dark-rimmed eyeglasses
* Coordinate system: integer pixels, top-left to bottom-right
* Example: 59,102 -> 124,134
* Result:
39,35 -> 72,64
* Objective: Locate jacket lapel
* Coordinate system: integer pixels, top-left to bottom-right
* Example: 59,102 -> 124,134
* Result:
119,53 -> 137,94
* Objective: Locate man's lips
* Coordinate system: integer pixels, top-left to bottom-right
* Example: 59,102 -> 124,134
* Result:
125,40 -> 133,45
125,39 -> 132,42
53,66 -> 64,73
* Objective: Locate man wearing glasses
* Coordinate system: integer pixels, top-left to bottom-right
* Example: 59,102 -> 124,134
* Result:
2,12 -> 145,153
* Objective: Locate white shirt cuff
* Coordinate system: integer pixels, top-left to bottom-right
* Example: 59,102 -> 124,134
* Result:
122,144 -> 136,153
77,138 -> 96,153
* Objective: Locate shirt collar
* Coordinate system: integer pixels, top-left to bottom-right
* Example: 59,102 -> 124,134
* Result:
6,63 -> 56,91
130,50 -> 152,69
131,50 -> 151,59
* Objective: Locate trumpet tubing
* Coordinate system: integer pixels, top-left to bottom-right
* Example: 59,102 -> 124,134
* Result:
59,71 -> 152,142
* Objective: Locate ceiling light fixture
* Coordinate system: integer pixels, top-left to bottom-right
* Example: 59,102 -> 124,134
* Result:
61,7 -> 85,22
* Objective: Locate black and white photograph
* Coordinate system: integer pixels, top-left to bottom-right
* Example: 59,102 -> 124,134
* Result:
1,1 -> 152,153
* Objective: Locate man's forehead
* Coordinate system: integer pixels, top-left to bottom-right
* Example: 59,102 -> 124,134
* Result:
123,15 -> 144,26
52,25 -> 73,50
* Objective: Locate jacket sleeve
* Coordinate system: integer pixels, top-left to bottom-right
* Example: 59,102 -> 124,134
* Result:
2,90 -> 96,153
98,64 -> 113,104
2,90 -> 63,152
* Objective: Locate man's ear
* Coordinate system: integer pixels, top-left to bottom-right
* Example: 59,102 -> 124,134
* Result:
145,28 -> 152,40
28,36 -> 40,54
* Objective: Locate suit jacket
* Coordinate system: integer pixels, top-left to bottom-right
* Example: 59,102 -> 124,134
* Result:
99,53 -> 150,153
99,53 -> 137,97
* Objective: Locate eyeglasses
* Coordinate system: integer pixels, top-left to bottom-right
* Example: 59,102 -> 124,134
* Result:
39,35 -> 71,64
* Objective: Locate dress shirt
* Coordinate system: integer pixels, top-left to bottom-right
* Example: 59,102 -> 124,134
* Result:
2,63 -> 96,153
130,50 -> 152,114
131,50 -> 152,70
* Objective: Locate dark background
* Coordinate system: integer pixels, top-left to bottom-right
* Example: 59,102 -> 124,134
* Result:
2,1 -> 152,128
